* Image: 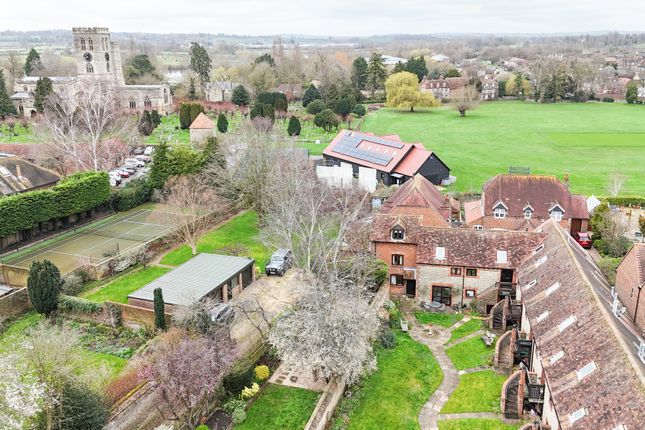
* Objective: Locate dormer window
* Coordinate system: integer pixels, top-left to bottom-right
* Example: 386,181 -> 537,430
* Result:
523,205 -> 534,219
494,208 -> 506,219
549,204 -> 565,222
435,246 -> 446,260
391,226 -> 405,241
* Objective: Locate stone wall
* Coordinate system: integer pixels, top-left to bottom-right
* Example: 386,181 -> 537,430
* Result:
0,287 -> 30,319
417,264 -> 500,305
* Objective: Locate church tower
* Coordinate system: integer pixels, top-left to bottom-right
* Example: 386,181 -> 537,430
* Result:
72,27 -> 125,86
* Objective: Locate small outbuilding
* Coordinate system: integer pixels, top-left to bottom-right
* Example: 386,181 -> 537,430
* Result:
127,253 -> 255,311
189,112 -> 215,143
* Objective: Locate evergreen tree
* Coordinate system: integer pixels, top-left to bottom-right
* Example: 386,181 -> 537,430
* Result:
333,98 -> 354,120
250,103 -> 275,122
33,77 -> 53,113
287,115 -> 301,136
179,103 -> 192,129
204,136 -> 226,168
366,53 -> 387,98
626,82 -> 639,104
274,97 -> 288,112
231,84 -> 251,106
148,141 -> 170,188
254,53 -> 275,67
153,288 -> 167,330
150,110 -> 162,127
27,260 -> 61,317
217,113 -> 228,133
314,109 -> 339,132
302,84 -> 321,107
138,111 -> 154,136
24,48 -> 42,76
0,70 -> 17,116
445,69 -> 461,78
188,76 -> 197,100
306,99 -> 326,115
392,61 -> 406,74
189,42 -> 212,85
189,103 -> 205,124
351,57 -> 368,91
124,54 -> 159,84
405,56 -> 428,82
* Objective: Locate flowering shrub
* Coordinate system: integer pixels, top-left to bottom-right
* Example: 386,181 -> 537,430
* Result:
240,382 -> 260,400
231,408 -> 247,424
254,365 -> 270,381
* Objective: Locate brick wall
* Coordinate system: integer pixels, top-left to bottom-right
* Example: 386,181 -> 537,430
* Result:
375,242 -> 418,297
0,287 -> 30,318
615,248 -> 645,333
418,264 -> 500,305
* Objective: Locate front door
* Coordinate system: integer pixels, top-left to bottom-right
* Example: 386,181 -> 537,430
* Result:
571,218 -> 582,234
405,280 -> 416,297
500,269 -> 514,283
432,285 -> 452,306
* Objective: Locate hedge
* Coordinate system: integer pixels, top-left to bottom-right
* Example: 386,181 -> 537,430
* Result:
58,295 -> 104,314
604,197 -> 645,208
0,171 -> 110,238
109,178 -> 153,212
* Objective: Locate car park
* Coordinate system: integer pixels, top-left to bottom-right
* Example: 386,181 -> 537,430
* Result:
143,146 -> 156,156
135,154 -> 152,163
573,231 -> 593,249
111,168 -> 130,178
132,146 -> 145,155
125,158 -> 145,168
265,249 -> 293,276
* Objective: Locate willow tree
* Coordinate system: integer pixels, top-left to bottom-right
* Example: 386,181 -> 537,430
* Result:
385,71 -> 439,112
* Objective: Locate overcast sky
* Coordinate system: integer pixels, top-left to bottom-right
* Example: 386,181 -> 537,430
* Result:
2,0 -> 645,36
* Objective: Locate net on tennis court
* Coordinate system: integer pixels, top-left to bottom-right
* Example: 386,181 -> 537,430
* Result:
74,223 -> 168,243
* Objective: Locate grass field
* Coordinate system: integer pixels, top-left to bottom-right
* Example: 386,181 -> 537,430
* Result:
333,331 -> 442,430
235,384 -> 319,430
360,101 -> 645,196
438,418 -> 520,430
0,123 -> 37,143
160,210 -> 269,270
447,319 -> 483,344
445,337 -> 494,371
82,265 -> 171,303
414,311 -> 464,328
441,370 -> 505,414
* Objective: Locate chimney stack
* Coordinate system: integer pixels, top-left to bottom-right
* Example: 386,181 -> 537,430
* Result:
563,173 -> 569,189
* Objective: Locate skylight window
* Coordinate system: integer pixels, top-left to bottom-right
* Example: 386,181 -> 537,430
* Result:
435,246 -> 446,260
559,315 -> 577,332
524,279 -> 537,290
536,311 -> 549,323
534,255 -> 548,268
534,244 -> 544,253
496,250 -> 508,263
545,282 -> 560,296
569,408 -> 587,424
550,350 -> 565,364
576,361 -> 597,381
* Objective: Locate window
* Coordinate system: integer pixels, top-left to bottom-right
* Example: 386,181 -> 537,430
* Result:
473,224 -> 483,230
494,208 -> 506,219
86,63 -> 94,73
576,361 -> 597,381
450,267 -> 462,276
536,311 -> 549,322
534,255 -> 548,268
391,227 -> 405,240
465,289 -> 476,298
128,97 -> 136,109
569,408 -> 587,425
524,208 -> 533,219
390,274 -> 403,286
466,268 -> 478,277
144,96 -> 152,108
432,286 -> 452,305
80,37 -> 86,50
392,254 -> 404,266
546,282 -> 560,296
559,315 -> 577,332
435,246 -> 446,260
551,210 -> 563,221
496,250 -> 507,263
550,350 -> 565,364
88,38 -> 94,51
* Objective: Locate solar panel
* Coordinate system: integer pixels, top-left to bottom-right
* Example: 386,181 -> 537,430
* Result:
331,131 -> 400,166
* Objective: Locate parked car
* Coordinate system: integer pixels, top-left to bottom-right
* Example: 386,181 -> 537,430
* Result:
135,154 -> 152,163
112,168 -> 130,178
265,248 -> 293,276
122,166 -> 136,175
125,158 -> 145,168
209,302 -> 234,325
573,231 -> 592,249
132,146 -> 145,155
144,146 -> 156,156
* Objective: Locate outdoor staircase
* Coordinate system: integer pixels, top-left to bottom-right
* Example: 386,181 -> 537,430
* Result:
502,371 -> 522,419
494,329 -> 515,371
490,298 -> 507,331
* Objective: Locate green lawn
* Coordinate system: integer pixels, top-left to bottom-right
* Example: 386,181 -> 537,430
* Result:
159,211 -> 269,270
235,383 -> 319,430
145,114 -> 191,145
414,311 -> 464,328
0,123 -> 37,143
438,418 -> 519,430
441,370 -> 506,414
445,337 -> 494,371
333,331 -> 443,430
447,319 -> 483,344
360,101 -> 645,196
81,265 -> 171,303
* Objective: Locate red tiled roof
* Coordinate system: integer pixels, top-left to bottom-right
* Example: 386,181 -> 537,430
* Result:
372,214 -> 545,269
380,174 -> 450,220
464,200 -> 484,225
189,112 -> 215,129
323,130 -> 434,176
481,174 -> 589,219
518,220 -> 645,429
619,243 -> 645,286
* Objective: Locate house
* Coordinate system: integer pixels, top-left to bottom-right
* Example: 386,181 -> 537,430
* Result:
497,220 -> 645,429
464,174 -> 589,234
322,130 -> 450,186
379,174 -> 459,226
127,253 -> 255,311
419,77 -> 467,100
615,243 -> 645,333
371,213 -> 544,307
189,112 -> 215,143
275,83 -> 303,101
0,154 -> 60,196
430,54 -> 450,63
481,77 -> 498,100
206,81 -> 239,103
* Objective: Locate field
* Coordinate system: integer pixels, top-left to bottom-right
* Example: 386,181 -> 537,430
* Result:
1,206 -> 176,274
360,101 -> 645,196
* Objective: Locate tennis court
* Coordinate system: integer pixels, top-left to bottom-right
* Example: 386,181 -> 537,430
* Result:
1,207 -> 177,275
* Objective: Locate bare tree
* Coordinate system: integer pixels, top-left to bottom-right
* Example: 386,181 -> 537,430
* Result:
37,79 -> 136,173
269,274 -> 379,384
163,174 -> 226,255
607,173 -> 626,197
137,329 -> 236,429
454,85 -> 480,117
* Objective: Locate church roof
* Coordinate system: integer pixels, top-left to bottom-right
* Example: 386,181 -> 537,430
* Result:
189,113 -> 215,130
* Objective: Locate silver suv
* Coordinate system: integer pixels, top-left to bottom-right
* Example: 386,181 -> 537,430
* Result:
265,249 -> 293,276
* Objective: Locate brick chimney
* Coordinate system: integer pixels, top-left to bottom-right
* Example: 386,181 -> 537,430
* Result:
562,173 -> 569,190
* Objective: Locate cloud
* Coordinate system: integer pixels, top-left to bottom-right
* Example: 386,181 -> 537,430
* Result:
2,0 -> 645,35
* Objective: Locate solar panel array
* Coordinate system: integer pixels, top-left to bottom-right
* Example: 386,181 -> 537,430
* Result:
331,131 -> 403,166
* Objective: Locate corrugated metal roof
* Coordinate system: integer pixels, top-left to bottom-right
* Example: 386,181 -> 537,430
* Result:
128,253 -> 254,306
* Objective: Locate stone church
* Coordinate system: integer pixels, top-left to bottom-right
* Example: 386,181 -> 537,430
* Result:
11,27 -> 172,116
